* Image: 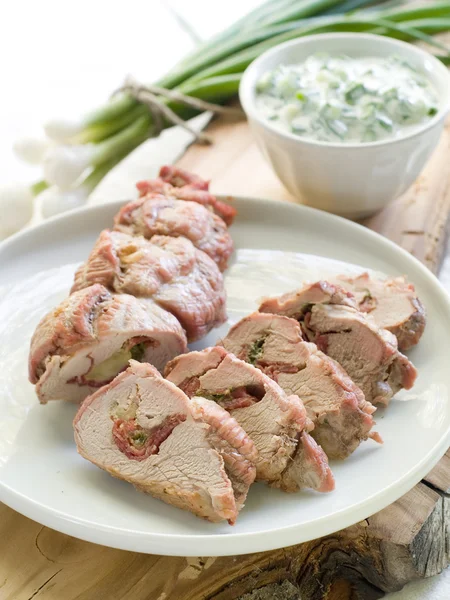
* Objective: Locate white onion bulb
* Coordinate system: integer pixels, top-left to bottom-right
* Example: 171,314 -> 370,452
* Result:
0,184 -> 34,237
40,185 -> 89,218
13,137 -> 53,165
44,117 -> 84,142
43,145 -> 94,190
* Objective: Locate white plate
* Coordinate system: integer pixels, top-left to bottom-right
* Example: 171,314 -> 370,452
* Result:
0,197 -> 449,557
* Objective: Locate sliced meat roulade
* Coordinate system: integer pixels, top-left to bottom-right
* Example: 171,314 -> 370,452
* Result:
74,361 -> 257,524
259,280 -> 356,316
136,165 -> 237,226
259,281 -> 417,406
165,346 -> 335,493
335,272 -> 426,351
221,312 -> 381,459
113,194 -> 233,271
71,230 -> 227,341
29,284 -> 187,403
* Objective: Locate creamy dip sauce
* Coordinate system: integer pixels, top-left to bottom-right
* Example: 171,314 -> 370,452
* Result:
255,53 -> 438,143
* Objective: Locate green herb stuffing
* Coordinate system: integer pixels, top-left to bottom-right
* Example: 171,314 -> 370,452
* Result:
130,342 -> 146,362
248,338 -> 266,365
195,390 -> 231,404
301,303 -> 314,314
86,347 -> 132,382
130,430 -> 148,447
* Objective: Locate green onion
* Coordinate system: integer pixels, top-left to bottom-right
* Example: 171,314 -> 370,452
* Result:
48,3 -> 450,138
160,0 -> 351,88
75,104 -> 148,144
13,0 -> 447,224
31,180 -> 49,196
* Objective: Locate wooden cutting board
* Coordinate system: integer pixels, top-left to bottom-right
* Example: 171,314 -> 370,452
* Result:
1,118 -> 450,600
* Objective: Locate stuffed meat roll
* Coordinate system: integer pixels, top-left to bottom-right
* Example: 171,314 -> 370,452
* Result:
29,284 -> 187,403
71,231 -> 227,341
221,312 -> 381,459
165,346 -> 335,493
74,361 -> 257,524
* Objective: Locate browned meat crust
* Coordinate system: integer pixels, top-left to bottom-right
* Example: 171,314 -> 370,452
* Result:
114,194 -> 233,271
136,166 -> 237,225
71,230 -> 227,342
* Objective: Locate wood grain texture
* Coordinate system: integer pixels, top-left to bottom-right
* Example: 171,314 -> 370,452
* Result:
363,119 -> 450,274
1,483 -> 448,600
3,64 -> 450,600
424,449 -> 450,493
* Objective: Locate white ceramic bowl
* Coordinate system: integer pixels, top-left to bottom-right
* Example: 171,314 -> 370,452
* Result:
239,33 -> 450,219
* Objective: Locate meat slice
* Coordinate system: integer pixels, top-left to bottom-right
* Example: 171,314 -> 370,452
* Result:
259,280 -> 356,318
221,312 -> 381,459
136,165 -> 237,226
259,282 -> 417,406
71,230 -> 226,341
335,272 -> 426,351
113,194 -> 233,271
29,285 -> 187,404
159,165 -> 210,190
165,346 -> 335,493
74,361 -> 257,524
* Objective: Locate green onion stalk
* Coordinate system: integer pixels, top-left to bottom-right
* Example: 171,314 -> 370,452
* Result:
7,0 -> 450,236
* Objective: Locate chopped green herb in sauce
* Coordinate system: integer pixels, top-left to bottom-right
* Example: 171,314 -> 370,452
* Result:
255,54 -> 438,143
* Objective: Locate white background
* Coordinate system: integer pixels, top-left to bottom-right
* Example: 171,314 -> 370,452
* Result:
1,1 -> 449,597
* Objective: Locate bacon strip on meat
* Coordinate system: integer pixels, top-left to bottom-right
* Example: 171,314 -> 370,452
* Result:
71,231 -> 227,342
